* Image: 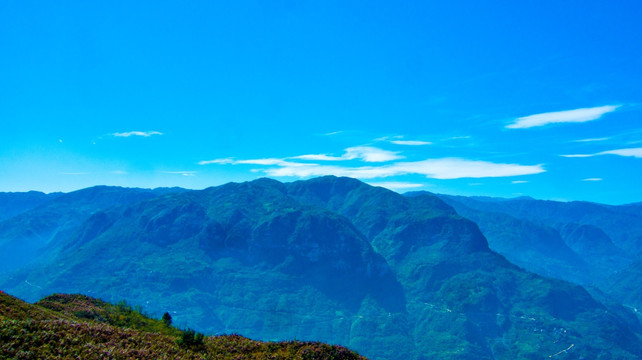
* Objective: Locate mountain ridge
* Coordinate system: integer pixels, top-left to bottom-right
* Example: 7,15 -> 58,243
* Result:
1,176 -> 641,359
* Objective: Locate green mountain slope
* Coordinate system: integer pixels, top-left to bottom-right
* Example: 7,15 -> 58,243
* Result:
1,177 -> 641,359
288,177 -> 642,359
0,291 -> 366,360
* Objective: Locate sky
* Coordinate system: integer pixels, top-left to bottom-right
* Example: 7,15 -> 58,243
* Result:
1,1 -> 641,204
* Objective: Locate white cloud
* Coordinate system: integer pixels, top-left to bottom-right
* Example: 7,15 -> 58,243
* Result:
290,146 -> 403,163
291,154 -> 346,161
574,137 -> 610,143
324,131 -> 343,136
599,148 -> 642,158
511,180 -> 528,184
582,178 -> 603,181
344,146 -> 403,162
392,158 -> 545,179
112,131 -> 163,137
560,154 -> 595,158
260,158 -> 544,180
198,158 -> 236,165
200,158 -> 312,167
366,182 -> 425,191
389,140 -> 432,146
374,135 -> 431,146
561,147 -> 642,159
506,105 -> 620,129
162,171 -> 197,177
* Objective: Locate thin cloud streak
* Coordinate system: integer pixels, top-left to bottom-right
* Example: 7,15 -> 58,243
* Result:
389,140 -> 432,145
574,137 -> 610,142
561,147 -> 642,159
162,171 -> 197,176
507,105 -> 620,129
112,131 -> 163,137
583,178 -> 603,181
366,182 -> 425,191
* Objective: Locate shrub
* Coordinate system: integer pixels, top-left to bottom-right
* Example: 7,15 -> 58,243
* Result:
178,328 -> 204,347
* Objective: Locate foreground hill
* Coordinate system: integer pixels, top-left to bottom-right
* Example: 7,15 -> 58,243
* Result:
0,291 -> 365,359
1,177 -> 641,359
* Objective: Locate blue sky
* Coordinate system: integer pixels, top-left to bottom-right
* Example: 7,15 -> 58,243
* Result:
1,1 -> 641,204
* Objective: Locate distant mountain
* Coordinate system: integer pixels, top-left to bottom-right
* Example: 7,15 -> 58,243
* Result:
1,177 -> 641,359
0,291 -> 365,359
433,193 -> 640,315
0,190 -> 60,221
0,186 -> 185,273
435,194 -> 642,255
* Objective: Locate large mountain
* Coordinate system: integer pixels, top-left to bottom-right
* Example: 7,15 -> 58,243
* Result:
1,177 -> 641,359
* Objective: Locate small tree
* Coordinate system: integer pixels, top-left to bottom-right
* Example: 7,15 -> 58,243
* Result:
162,312 -> 172,326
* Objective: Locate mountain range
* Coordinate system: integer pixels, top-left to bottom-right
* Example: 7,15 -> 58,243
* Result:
1,176 -> 641,359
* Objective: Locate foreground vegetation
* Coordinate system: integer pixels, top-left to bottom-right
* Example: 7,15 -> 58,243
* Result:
0,291 -> 366,359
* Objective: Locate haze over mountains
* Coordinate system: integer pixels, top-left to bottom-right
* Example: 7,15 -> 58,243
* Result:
1,176 -> 642,359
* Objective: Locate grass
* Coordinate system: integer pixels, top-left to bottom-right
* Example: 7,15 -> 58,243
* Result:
0,291 -> 367,360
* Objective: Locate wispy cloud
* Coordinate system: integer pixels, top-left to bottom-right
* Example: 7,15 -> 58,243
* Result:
511,180 -> 528,184
389,140 -> 432,146
506,105 -> 620,129
291,146 -> 403,163
366,182 -> 425,191
573,137 -> 610,143
209,157 -> 544,180
198,158 -> 236,165
112,131 -> 163,137
324,131 -> 343,136
561,147 -> 642,159
582,178 -> 603,181
291,154 -> 345,161
445,136 -> 471,141
199,158 -> 310,167
560,154 -> 594,158
162,171 -> 197,177
600,148 -> 642,158
375,135 -> 431,146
